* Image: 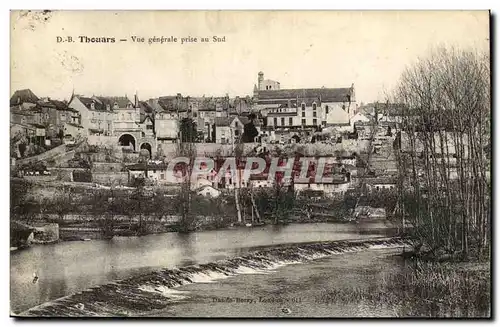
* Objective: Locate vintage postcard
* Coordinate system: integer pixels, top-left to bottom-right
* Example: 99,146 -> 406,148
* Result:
10,10 -> 491,318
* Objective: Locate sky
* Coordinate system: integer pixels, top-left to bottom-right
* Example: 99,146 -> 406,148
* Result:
10,10 -> 490,104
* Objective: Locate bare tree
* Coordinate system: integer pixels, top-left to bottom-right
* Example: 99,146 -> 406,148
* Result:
392,46 -> 490,260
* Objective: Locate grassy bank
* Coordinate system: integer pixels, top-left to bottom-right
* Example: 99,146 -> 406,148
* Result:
317,259 -> 490,317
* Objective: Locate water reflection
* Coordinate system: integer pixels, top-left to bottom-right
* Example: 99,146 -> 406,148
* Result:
175,233 -> 198,266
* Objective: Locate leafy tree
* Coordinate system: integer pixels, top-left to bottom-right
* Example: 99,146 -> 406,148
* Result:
241,115 -> 259,143
179,118 -> 199,143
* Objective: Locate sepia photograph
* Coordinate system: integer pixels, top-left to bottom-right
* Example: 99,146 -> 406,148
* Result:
9,10 -> 491,318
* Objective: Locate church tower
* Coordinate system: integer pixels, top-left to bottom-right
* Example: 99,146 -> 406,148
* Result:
258,71 -> 264,90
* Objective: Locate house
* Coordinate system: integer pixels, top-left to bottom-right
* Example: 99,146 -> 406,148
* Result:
214,116 -> 247,144
127,162 -> 180,185
229,96 -> 254,116
294,175 -> 351,197
249,174 -> 273,188
196,185 -> 221,198
68,95 -> 119,136
152,98 -> 179,144
157,94 -> 191,119
11,107 -> 35,126
365,177 -> 397,191
10,89 -> 39,108
63,122 -> 85,139
197,97 -> 218,141
350,112 -> 371,127
353,121 -> 374,140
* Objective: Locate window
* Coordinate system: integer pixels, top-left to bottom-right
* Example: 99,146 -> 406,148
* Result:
301,103 -> 306,110
289,117 -> 293,125
153,170 -> 156,173
147,125 -> 153,130
234,129 -> 240,136
302,119 -> 306,125
221,137 -> 226,144
302,111 -> 305,117
313,112 -> 317,117
281,118 -> 285,126
313,103 -> 317,110
160,174 -> 165,180
313,119 -> 317,125
325,105 -> 329,114
273,117 -> 277,126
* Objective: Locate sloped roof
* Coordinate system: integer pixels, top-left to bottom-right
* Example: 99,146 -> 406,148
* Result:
76,96 -> 105,111
94,96 -> 133,109
10,89 -> 39,106
237,116 -> 250,125
75,95 -> 130,111
140,114 -> 154,124
37,100 -> 56,108
51,99 -> 69,110
138,101 -> 154,114
158,96 -> 189,112
199,97 -> 217,111
196,185 -> 220,193
36,99 -> 70,111
30,123 -> 46,129
65,122 -> 84,128
256,87 -> 354,103
229,97 -> 254,113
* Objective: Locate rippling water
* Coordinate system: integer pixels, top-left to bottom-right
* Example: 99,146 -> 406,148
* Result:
11,221 -> 395,314
150,248 -> 406,318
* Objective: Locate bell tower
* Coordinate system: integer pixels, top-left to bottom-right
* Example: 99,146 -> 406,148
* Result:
258,71 -> 264,90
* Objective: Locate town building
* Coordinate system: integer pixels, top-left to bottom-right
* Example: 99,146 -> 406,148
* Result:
214,116 -> 249,144
196,185 -> 221,198
365,176 -> 397,191
294,175 -> 352,197
255,71 -> 281,91
253,72 -> 357,132
68,95 -> 117,137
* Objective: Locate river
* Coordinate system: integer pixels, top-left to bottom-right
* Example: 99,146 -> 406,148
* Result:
11,221 -> 398,315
